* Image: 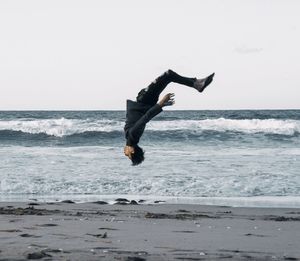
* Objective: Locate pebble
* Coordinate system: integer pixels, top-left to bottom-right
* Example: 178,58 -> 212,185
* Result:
61,200 -> 75,204
27,251 -> 51,259
92,201 -> 108,205
115,198 -> 129,202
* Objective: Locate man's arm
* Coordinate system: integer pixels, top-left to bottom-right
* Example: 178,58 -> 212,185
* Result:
129,93 -> 175,138
129,104 -> 162,138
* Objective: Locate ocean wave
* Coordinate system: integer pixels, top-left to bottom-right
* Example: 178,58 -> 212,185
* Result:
149,118 -> 300,136
0,117 -> 299,137
1,145 -> 300,198
0,118 -> 123,137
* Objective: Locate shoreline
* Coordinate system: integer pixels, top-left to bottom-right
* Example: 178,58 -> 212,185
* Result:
1,195 -> 300,209
1,200 -> 300,260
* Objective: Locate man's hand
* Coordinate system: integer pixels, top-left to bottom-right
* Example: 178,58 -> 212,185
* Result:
124,145 -> 134,159
158,93 -> 175,107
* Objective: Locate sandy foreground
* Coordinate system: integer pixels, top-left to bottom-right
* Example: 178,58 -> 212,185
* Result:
0,200 -> 300,261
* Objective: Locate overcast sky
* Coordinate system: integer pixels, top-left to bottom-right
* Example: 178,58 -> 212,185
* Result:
0,0 -> 299,110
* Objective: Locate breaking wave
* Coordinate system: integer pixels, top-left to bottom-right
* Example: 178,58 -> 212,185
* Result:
0,118 -> 299,138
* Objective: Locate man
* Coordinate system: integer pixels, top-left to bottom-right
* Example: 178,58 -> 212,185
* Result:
124,69 -> 215,165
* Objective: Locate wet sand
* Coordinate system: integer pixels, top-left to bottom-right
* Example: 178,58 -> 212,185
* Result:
0,200 -> 300,260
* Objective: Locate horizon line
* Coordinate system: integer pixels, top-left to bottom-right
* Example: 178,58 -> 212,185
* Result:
0,108 -> 300,112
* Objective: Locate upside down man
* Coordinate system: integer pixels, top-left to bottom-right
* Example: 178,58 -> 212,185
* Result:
124,69 -> 215,165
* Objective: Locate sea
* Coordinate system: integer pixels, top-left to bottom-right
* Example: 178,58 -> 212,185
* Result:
0,110 -> 300,208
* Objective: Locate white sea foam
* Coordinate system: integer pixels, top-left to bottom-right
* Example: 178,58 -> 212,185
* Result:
0,118 -> 299,136
149,118 -> 300,135
0,118 -> 123,137
1,146 -> 300,205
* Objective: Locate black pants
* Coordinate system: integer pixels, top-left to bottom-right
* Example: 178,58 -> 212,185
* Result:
136,69 -> 196,106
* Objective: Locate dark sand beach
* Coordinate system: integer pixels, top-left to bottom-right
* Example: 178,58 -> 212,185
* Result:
0,200 -> 300,260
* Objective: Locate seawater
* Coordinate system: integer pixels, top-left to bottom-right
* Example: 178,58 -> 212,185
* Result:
0,110 -> 300,207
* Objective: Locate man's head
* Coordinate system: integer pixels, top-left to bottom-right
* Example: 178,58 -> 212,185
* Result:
124,145 -> 145,166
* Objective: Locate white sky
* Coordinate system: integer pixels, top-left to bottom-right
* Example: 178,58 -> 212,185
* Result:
0,0 -> 299,110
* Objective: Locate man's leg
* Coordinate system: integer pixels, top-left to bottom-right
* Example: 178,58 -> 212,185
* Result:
136,69 -> 197,106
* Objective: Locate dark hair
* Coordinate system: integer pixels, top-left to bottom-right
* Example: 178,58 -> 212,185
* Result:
131,145 -> 145,166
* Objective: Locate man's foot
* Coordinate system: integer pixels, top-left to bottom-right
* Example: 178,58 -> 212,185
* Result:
194,73 -> 215,92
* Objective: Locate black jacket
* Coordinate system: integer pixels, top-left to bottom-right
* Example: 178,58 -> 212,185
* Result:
124,100 -> 162,146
